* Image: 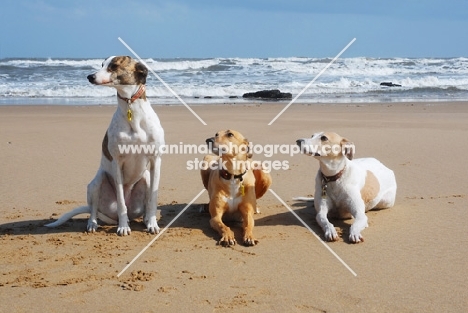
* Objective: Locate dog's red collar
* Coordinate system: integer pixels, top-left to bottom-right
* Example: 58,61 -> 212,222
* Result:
321,165 -> 346,183
219,169 -> 247,182
117,85 -> 146,104
320,165 -> 346,198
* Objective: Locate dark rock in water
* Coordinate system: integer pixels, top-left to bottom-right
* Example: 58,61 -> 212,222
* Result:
229,96 -> 238,99
380,82 -> 402,87
243,89 -> 292,100
204,96 -> 212,99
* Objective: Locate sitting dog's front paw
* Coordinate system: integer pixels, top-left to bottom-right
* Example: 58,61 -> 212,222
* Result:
87,220 -> 98,233
117,215 -> 131,236
324,226 -> 339,242
145,216 -> 160,234
117,226 -> 131,236
219,229 -> 236,247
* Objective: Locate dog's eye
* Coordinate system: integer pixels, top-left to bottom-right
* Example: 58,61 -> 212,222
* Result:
320,135 -> 328,141
227,132 -> 234,138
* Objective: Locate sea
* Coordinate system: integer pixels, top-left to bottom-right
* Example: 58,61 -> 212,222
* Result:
1,57 -> 468,105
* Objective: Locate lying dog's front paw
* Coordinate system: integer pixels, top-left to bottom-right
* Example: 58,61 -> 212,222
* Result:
349,233 -> 364,243
219,230 -> 236,247
243,236 -> 258,246
87,220 -> 98,233
144,216 -> 160,234
324,227 -> 339,242
219,237 -> 236,247
117,226 -> 131,236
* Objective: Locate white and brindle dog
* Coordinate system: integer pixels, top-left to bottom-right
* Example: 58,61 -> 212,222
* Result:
296,132 -> 396,243
46,56 -> 165,236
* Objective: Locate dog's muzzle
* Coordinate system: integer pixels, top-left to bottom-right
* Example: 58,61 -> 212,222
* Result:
206,137 -> 217,154
297,139 -> 319,156
296,139 -> 308,154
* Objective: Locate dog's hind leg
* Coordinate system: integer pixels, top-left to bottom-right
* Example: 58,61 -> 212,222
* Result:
376,186 -> 397,209
127,176 -> 147,221
86,170 -> 105,233
144,155 -> 161,234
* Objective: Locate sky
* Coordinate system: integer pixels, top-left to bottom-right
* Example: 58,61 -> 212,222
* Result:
1,0 -> 467,59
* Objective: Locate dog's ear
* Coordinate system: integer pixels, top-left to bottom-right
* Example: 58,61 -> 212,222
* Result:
135,62 -> 148,84
340,138 -> 355,160
243,138 -> 253,158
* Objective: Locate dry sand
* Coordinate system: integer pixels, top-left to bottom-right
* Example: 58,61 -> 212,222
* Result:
0,102 -> 467,312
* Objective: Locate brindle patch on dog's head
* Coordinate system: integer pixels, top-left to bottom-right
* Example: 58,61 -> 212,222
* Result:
106,56 -> 148,85
88,56 -> 149,88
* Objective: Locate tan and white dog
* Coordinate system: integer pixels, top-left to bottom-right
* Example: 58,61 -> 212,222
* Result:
296,132 -> 396,243
46,56 -> 165,236
201,130 -> 272,246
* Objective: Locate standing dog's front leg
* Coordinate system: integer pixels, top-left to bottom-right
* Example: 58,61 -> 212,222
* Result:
114,161 -> 131,236
144,155 -> 161,234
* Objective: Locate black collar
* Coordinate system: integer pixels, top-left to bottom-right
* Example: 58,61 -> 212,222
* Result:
219,169 -> 247,182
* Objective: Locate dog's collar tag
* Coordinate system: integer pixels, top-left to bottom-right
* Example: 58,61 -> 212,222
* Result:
127,108 -> 133,121
321,180 -> 328,198
240,184 -> 245,196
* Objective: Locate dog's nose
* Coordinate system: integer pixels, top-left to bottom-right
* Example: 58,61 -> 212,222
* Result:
206,138 -> 215,151
296,139 -> 305,147
87,74 -> 96,83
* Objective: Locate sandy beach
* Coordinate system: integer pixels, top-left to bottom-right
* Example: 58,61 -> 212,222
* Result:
0,102 -> 467,312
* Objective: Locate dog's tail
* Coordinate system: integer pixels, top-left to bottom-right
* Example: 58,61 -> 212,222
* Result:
45,206 -> 91,228
292,196 -> 314,202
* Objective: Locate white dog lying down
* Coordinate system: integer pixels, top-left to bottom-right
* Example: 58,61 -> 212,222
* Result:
46,56 -> 164,236
296,131 -> 396,243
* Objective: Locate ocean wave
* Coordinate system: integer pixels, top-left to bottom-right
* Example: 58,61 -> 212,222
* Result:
2,56 -> 468,104
144,58 -> 222,72
0,58 -> 102,69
